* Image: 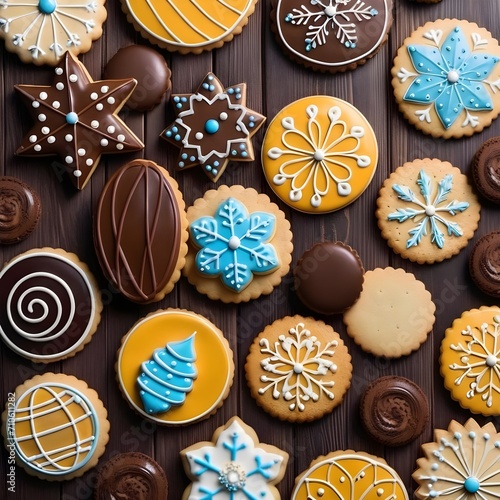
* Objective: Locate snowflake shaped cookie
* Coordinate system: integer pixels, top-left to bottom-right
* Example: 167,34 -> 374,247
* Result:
0,0 -> 107,65
161,73 -> 266,182
181,416 -> 288,499
15,51 -> 144,190
413,418 -> 500,499
441,306 -> 500,416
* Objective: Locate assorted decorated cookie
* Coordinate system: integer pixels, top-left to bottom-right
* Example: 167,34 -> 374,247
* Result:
471,136 -> 500,203
116,308 -> 234,425
95,452 -> 168,499
104,45 -> 172,112
15,51 -> 144,190
376,158 -> 481,264
360,376 -> 429,446
271,0 -> 393,73
392,19 -> 500,138
181,416 -> 288,499
0,0 -> 107,66
161,72 -> 266,182
245,315 -> 352,422
291,450 -> 408,499
94,159 -> 188,304
413,418 -> 500,499
0,247 -> 102,363
183,185 -> 293,303
294,241 -> 364,314
120,0 -> 259,54
1,373 -> 109,481
261,96 -> 378,213
469,231 -> 500,298
440,306 -> 500,416
0,176 -> 41,244
343,267 -> 436,358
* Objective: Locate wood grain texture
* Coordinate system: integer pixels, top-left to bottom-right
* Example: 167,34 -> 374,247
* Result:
1,0 -> 500,498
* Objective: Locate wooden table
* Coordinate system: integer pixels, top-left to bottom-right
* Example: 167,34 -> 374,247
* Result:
1,0 -> 499,498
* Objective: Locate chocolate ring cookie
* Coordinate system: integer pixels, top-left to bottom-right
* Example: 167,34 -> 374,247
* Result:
472,136 -> 500,203
469,231 -> 500,298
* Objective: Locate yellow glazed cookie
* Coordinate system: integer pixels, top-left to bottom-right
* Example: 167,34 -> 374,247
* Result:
392,19 -> 500,138
116,308 -> 234,425
291,450 -> 408,499
1,373 -> 109,481
376,159 -> 481,264
413,419 -> 500,499
120,0 -> 259,54
261,96 -> 378,213
343,267 -> 436,358
440,306 -> 500,416
245,315 -> 352,422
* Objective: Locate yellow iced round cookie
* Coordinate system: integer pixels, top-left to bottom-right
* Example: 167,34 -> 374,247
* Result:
440,306 -> 500,416
261,96 -> 378,214
116,308 -> 234,425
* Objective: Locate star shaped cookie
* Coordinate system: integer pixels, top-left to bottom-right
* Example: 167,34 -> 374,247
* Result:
15,51 -> 144,190
161,73 -> 266,182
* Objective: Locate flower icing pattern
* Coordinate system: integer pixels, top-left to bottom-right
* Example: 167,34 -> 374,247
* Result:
388,169 -> 470,249
284,0 -> 378,52
397,26 -> 500,129
258,322 -> 338,412
182,418 -> 287,499
449,316 -> 500,410
189,198 -> 279,293
268,104 -> 371,208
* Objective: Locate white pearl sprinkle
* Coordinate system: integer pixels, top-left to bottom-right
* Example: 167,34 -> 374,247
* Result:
96,103 -> 103,111
56,83 -> 64,91
116,143 -> 124,150
107,97 -> 115,105
34,145 -> 41,152
29,135 -> 37,143
77,148 -> 86,156
52,101 -> 60,109
101,85 -> 109,93
38,114 -> 46,122
100,138 -> 108,147
55,67 -> 63,75
107,126 -> 115,134
65,156 -> 73,164
86,159 -> 93,167
39,92 -> 48,100
74,170 -> 82,177
220,112 -> 228,121
69,74 -> 78,83
32,101 -> 40,108
90,92 -> 98,100
65,134 -> 73,142
117,134 -> 125,142
91,120 -> 99,129
41,126 -> 50,134
47,136 -> 55,144
195,132 -> 203,140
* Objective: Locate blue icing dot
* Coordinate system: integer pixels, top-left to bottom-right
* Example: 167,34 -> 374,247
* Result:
176,103 -> 182,109
212,169 -> 218,175
172,126 -> 178,133
181,153 -> 188,160
165,131 -> 172,138
65,112 -> 78,124
464,477 -> 480,494
38,0 -> 57,15
228,88 -> 234,94
173,96 -> 180,102
181,97 -> 187,102
206,165 -> 212,171
178,162 -> 184,168
204,119 -> 220,134
190,156 -> 196,162
241,152 -> 248,158
174,134 -> 181,141
214,161 -> 219,167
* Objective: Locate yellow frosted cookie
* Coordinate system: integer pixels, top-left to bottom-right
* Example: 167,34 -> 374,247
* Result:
440,306 -> 500,416
291,450 -> 408,499
116,308 -> 234,425
261,96 -> 378,213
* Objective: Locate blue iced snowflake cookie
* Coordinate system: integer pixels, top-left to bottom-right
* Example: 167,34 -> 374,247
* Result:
184,185 -> 293,303
392,19 -> 500,138
376,159 -> 481,263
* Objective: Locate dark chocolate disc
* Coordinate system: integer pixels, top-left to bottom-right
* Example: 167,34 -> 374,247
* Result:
469,230 -> 500,298
472,136 -> 500,203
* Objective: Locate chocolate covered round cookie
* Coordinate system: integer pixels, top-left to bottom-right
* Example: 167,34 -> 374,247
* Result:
472,136 -> 500,203
469,231 -> 500,298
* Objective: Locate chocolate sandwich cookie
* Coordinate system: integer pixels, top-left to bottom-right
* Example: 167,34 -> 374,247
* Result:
0,177 -> 41,244
360,376 -> 429,446
294,242 -> 364,314
469,231 -> 500,298
472,136 -> 500,203
95,452 -> 168,499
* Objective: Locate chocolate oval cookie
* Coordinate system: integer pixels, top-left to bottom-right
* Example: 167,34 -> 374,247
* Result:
95,159 -> 188,304
469,231 -> 500,298
472,136 -> 500,203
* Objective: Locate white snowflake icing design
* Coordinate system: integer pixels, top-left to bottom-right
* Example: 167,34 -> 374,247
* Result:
183,418 -> 286,499
258,322 -> 338,412
284,0 -> 378,51
387,169 -> 470,249
449,316 -> 500,409
268,104 -> 371,208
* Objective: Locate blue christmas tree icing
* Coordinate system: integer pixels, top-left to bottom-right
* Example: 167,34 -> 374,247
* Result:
137,333 -> 197,415
189,198 -> 279,293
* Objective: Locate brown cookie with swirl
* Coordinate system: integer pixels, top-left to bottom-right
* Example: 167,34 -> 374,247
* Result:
360,376 -> 429,446
0,177 -> 41,244
472,136 -> 500,204
95,452 -> 168,499
469,231 -> 500,298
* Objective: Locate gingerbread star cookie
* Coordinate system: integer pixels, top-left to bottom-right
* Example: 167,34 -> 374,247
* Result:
15,51 -> 144,190
161,73 -> 266,182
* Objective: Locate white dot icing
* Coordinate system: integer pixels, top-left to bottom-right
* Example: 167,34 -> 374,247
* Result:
101,86 -> 109,93
65,134 -> 73,142
117,134 -> 125,142
77,148 -> 86,156
29,135 -> 37,143
91,120 -> 99,129
52,101 -> 60,109
56,83 -> 65,91
41,127 -> 50,135
107,126 -> 115,134
65,156 -> 73,164
34,145 -> 41,152
39,92 -> 48,100
107,97 -> 115,105
47,136 -> 56,144
69,74 -> 78,83
38,114 -> 46,122
100,139 -> 108,147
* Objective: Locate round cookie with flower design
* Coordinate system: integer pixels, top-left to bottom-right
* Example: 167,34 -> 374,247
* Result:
15,51 -> 144,190
161,72 -> 266,182
413,418 -> 500,499
245,315 -> 352,422
261,96 -> 378,214
181,416 -> 288,499
183,185 -> 293,303
392,19 -> 500,138
440,306 -> 500,416
0,0 -> 107,66
376,158 -> 481,264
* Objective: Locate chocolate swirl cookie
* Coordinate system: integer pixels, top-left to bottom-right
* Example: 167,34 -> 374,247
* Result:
360,376 -> 429,446
95,452 -> 168,500
469,231 -> 500,298
472,136 -> 500,203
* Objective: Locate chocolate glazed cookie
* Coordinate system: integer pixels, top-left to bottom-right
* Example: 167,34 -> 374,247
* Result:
360,376 -> 429,446
469,231 -> 500,298
472,136 -> 500,203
